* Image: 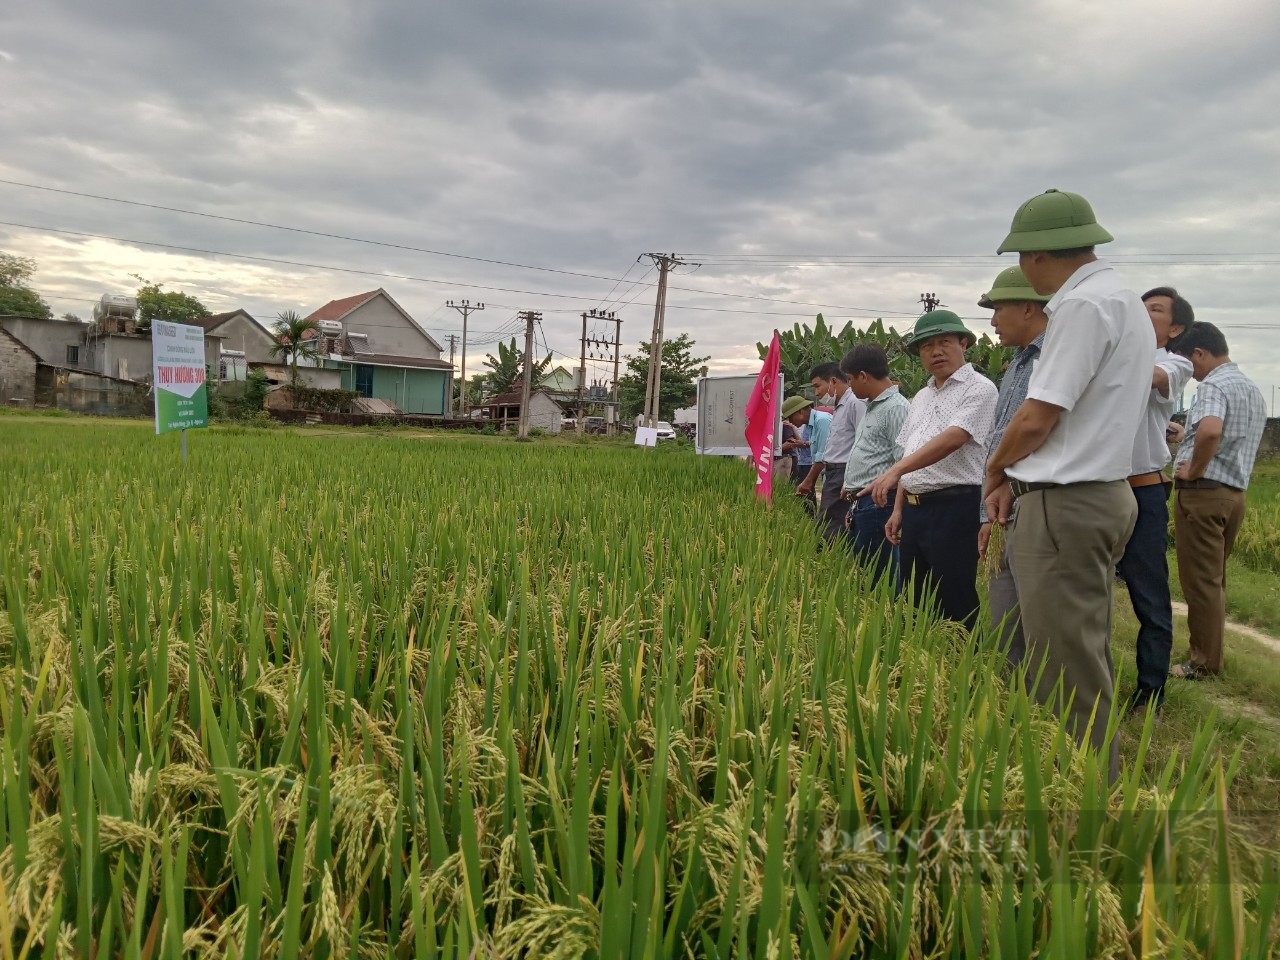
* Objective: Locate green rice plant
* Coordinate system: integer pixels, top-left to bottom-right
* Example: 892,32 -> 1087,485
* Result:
0,420 -> 1276,958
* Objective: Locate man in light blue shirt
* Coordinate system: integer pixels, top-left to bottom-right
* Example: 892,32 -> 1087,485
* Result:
784,395 -> 831,504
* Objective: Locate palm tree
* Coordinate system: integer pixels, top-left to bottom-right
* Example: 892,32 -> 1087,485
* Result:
270,310 -> 321,385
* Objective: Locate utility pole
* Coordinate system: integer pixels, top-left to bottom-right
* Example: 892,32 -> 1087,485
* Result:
610,312 -> 622,431
919,292 -> 941,312
517,310 -> 540,438
445,334 -> 458,416
578,311 -> 589,433
642,253 -> 686,428
446,299 -> 485,418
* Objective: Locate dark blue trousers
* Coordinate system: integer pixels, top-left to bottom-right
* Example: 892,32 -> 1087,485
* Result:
900,486 -> 982,630
850,493 -> 899,588
1116,482 -> 1175,704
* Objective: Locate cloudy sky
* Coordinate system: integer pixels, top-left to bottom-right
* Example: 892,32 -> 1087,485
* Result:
2,0 -> 1278,407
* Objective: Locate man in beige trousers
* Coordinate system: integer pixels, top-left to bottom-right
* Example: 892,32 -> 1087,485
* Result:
984,189 -> 1153,782
1168,322 -> 1268,679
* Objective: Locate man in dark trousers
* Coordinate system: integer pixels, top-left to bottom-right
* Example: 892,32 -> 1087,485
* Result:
1118,287 -> 1195,713
840,343 -> 910,584
809,362 -> 865,543
862,310 -> 997,628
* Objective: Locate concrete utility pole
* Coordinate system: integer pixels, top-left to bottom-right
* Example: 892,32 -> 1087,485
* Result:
578,311 -> 589,433
642,253 -> 686,427
446,299 -> 485,418
919,292 -> 941,312
517,310 -> 540,438
446,334 -> 458,416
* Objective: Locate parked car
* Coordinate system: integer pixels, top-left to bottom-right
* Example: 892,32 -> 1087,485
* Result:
654,421 -> 677,441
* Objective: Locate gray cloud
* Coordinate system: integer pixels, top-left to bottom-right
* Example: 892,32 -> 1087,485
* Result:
1,0 -> 1277,403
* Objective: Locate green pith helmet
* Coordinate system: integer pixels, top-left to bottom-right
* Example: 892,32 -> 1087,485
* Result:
978,265 -> 1052,308
781,395 -> 813,418
997,188 -> 1115,254
906,310 -> 976,356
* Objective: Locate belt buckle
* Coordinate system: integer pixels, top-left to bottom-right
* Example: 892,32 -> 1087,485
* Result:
905,491 -> 921,506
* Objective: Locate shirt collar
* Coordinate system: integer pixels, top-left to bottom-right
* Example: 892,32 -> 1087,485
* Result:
1045,258 -> 1111,315
835,389 -> 853,410
868,384 -> 901,406
927,361 -> 975,391
1203,361 -> 1237,383
1016,332 -> 1045,363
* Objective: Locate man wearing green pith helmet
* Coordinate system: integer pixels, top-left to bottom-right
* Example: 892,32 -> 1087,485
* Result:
984,189 -> 1154,783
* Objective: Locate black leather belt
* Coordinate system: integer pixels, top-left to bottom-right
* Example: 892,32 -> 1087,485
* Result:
903,484 -> 980,506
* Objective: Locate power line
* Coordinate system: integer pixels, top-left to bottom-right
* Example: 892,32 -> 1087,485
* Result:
0,216 -> 929,315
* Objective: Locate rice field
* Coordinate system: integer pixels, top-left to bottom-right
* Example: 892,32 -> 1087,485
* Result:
1,418 -> 1277,958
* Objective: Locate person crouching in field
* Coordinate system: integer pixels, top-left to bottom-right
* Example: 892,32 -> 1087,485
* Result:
1168,322 -> 1268,680
861,310 -> 997,630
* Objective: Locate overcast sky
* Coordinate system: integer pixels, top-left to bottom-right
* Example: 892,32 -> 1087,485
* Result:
2,0 -> 1278,409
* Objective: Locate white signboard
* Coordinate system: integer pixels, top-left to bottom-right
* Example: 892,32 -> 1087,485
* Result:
695,374 -> 784,456
634,426 -> 658,447
152,321 -> 209,435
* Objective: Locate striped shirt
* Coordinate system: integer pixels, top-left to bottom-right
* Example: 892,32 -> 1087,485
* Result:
1175,362 -> 1267,490
842,385 -> 909,491
989,333 -> 1044,455
981,333 -> 1043,522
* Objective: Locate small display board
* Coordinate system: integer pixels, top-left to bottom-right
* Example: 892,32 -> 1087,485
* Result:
634,426 -> 658,447
152,320 -> 209,435
695,374 -> 784,456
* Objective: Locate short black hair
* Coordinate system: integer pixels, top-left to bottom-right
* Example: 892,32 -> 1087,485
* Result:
809,362 -> 845,382
1141,285 -> 1195,334
1170,321 -> 1228,359
841,344 -> 890,380
1046,245 -> 1096,259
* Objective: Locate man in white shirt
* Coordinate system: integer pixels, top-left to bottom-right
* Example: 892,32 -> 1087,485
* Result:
862,310 -> 997,629
984,189 -> 1154,781
807,361 -> 866,542
1118,287 -> 1195,714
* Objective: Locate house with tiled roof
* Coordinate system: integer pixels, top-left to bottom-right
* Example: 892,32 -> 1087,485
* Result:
188,309 -> 339,388
304,288 -> 453,415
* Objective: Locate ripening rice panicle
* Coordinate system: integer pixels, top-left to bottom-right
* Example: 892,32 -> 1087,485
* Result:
0,419 -> 1275,958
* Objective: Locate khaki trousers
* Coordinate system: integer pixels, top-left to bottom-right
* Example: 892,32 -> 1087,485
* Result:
1173,486 -> 1246,673
988,524 -> 1025,670
1012,481 -> 1137,782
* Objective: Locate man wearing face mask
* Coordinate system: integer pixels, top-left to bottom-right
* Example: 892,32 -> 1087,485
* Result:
809,362 -> 866,542
861,311 -> 998,628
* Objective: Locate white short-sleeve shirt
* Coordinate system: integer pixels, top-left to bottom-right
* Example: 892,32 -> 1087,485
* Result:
1007,260 -> 1155,486
896,362 -> 998,493
1130,347 -> 1193,476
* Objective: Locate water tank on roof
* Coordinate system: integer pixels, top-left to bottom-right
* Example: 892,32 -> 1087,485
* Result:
93,294 -> 138,323
316,320 -> 343,336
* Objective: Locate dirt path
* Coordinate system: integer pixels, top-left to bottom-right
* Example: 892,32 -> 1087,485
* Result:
1170,601 -> 1280,656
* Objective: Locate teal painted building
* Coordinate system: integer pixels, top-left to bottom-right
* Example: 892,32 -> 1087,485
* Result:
327,356 -> 451,415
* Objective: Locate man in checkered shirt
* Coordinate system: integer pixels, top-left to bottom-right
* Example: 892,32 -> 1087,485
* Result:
1168,322 -> 1268,680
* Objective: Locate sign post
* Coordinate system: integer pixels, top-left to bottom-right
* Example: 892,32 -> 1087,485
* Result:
152,320 -> 208,457
695,374 -> 784,457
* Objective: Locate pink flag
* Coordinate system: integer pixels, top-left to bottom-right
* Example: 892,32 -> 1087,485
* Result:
745,331 -> 781,504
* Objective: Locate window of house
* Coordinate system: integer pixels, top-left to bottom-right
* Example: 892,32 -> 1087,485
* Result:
355,364 -> 375,398
66,345 -> 79,365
